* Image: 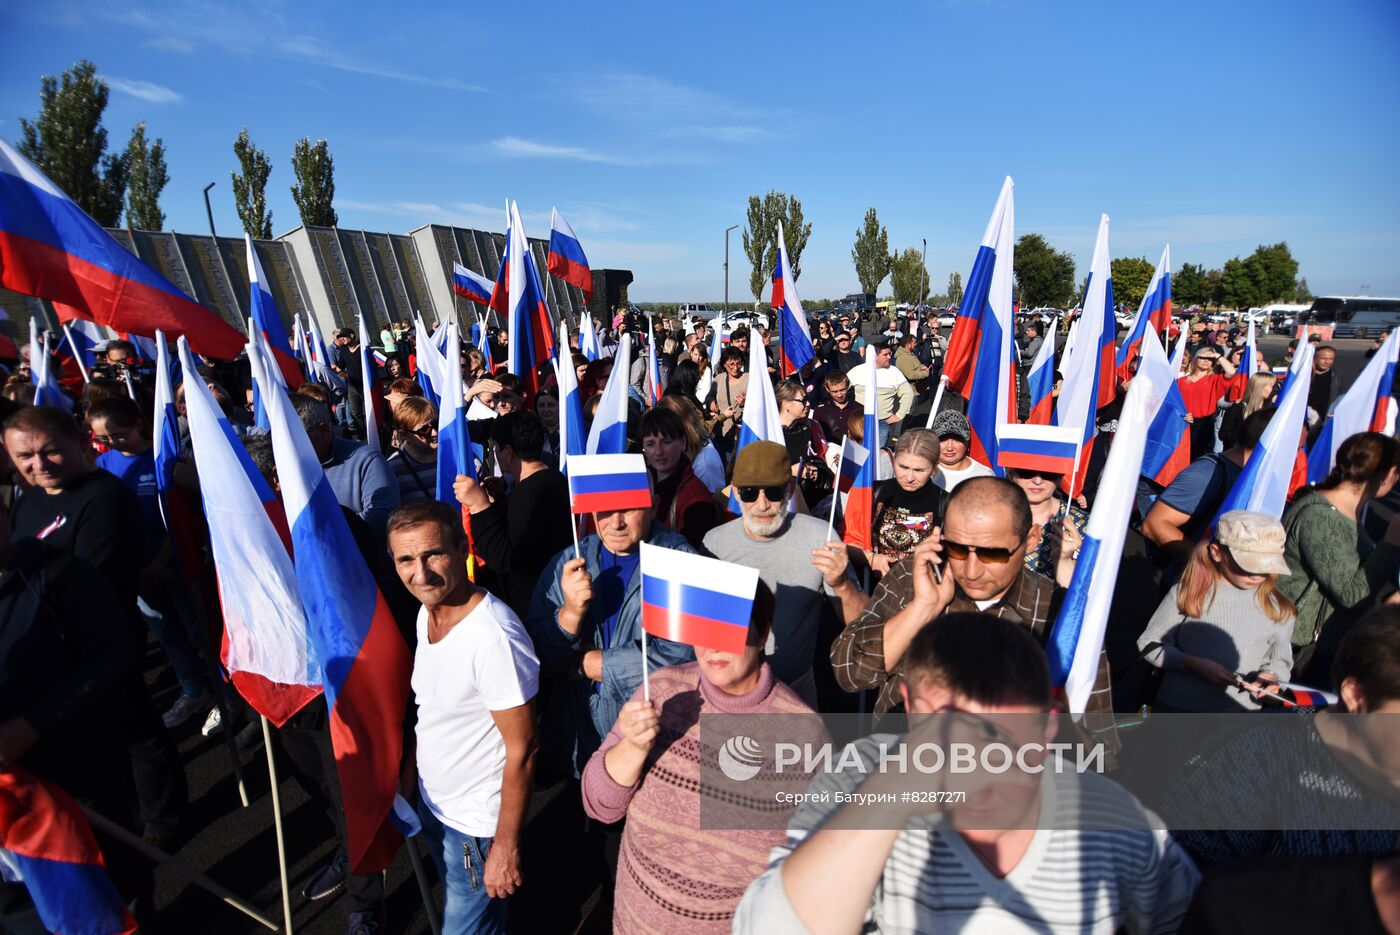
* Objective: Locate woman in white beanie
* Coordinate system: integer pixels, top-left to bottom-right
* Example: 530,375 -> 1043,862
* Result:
1138,510 -> 1297,712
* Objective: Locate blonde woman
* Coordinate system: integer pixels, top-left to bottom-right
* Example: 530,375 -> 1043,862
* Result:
387,396 -> 439,502
867,429 -> 947,574
1218,372 -> 1276,450
1138,510 -> 1297,712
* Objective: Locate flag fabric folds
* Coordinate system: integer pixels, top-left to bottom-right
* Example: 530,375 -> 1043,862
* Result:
646,313 -> 663,404
357,311 -> 383,454
639,542 -> 759,654
0,767 -> 137,935
996,424 -> 1081,475
586,333 -> 632,455
412,313 -> 444,407
1047,348 -> 1169,712
304,314 -> 346,392
453,262 -> 495,306
842,347 -> 880,549
547,208 -> 594,299
1025,317 -> 1058,425
261,353 -> 415,874
1055,214 -> 1117,498
836,436 -> 871,495
1307,328 -> 1400,483
1138,329 -> 1193,488
1217,342 -> 1317,520
60,317 -> 105,374
491,201 -> 556,399
246,235 -> 302,386
579,310 -> 602,362
433,317 -> 480,577
941,176 -> 1016,469
182,336 -> 321,726
554,322 -> 588,474
568,453 -> 651,513
1115,245 -> 1171,380
0,137 -> 253,361
27,320 -> 65,408
771,220 -> 814,376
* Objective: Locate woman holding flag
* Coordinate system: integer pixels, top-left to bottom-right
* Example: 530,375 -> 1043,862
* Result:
580,583 -> 815,935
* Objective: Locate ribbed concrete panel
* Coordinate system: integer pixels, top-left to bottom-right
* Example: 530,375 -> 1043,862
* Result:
391,234 -> 438,323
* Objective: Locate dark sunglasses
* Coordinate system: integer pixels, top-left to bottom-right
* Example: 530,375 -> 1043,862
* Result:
941,539 -> 1018,564
1008,467 -> 1063,483
737,484 -> 788,503
407,425 -> 438,441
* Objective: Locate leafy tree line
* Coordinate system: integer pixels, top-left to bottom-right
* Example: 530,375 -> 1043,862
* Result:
18,59 -> 339,237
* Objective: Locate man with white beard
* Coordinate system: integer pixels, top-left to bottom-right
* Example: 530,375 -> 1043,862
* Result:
703,442 -> 867,706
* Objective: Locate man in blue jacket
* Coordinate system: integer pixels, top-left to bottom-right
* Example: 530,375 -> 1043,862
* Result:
526,497 -> 695,779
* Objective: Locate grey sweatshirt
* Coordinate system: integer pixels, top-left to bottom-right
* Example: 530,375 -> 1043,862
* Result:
1138,581 -> 1295,712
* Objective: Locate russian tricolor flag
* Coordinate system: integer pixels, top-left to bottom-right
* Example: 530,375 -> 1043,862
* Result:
996,424 -> 1080,475
1216,342 -> 1316,521
186,336 -> 321,726
1025,317 -> 1058,425
58,316 -> 106,376
579,310 -> 602,362
246,235 -> 302,387
1308,328 -> 1400,483
435,318 -> 479,502
836,436 -> 871,495
453,262 -> 495,307
27,319 -> 66,409
1054,214 -> 1117,498
1115,245 -> 1170,381
358,310 -> 384,454
547,208 -> 594,300
262,351 -> 415,874
554,321 -> 588,474
412,312 -> 444,407
491,200 -> 556,400
0,767 -> 137,935
770,219 -> 814,377
646,313 -> 664,404
639,542 -> 760,655
941,177 -> 1017,470
726,322 -> 786,514
1138,328 -> 1193,487
587,333 -> 632,455
567,453 -> 652,513
1048,342 -> 1171,712
0,136 -> 271,365
842,347 -> 880,550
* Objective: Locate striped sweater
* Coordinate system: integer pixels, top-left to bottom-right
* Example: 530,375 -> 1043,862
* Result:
735,735 -> 1199,935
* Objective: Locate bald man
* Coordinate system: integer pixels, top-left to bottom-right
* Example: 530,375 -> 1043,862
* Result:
831,477 -> 1114,724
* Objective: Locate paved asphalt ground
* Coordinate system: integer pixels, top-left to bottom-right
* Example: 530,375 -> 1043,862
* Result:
138,332 -> 1384,934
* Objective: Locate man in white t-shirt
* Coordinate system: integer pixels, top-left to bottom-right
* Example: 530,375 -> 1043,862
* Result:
388,500 -> 538,934
847,341 -> 915,447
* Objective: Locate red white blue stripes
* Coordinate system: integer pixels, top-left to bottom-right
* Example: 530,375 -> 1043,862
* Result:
1025,316 -> 1058,425
1307,328 -> 1400,483
1055,214 -> 1116,498
771,219 -> 814,376
1138,328 -> 1193,487
639,542 -> 760,654
453,262 -> 495,306
567,453 -> 652,513
995,424 -> 1080,475
1115,244 -> 1171,379
836,436 -> 870,494
547,208 -> 594,300
646,313 -> 664,404
554,321 -> 588,474
246,235 -> 301,387
491,200 -> 557,399
586,332 -> 632,455
1217,341 -> 1316,520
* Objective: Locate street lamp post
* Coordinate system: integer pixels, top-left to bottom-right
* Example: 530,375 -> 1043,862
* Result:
202,182 -> 217,238
724,224 -> 739,322
918,237 -> 927,308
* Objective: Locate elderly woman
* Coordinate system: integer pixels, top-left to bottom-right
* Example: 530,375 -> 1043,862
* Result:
581,586 -> 814,935
867,428 -> 946,575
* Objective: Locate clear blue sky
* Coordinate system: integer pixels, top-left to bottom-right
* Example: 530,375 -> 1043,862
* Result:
4,0 -> 1398,302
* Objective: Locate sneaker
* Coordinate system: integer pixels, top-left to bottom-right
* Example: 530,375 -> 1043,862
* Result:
200,705 -> 224,737
345,908 -> 383,934
302,851 -> 348,902
162,692 -> 214,729
234,720 -> 264,756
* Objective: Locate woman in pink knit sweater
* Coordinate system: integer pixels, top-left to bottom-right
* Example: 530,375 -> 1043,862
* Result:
581,589 -> 815,933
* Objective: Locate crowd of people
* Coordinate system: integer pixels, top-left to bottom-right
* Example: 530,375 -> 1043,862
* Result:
1,304 -> 1398,935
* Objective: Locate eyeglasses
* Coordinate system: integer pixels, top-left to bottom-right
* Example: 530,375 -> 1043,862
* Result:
407,425 -> 437,441
941,539 -> 1018,564
737,484 -> 788,503
91,430 -> 132,445
788,396 -> 809,408
1008,467 -> 1063,483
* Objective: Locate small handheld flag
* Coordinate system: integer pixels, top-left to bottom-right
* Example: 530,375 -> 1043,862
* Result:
567,453 -> 651,513
1216,341 -> 1316,520
1025,317 -> 1058,425
586,333 -> 632,455
828,436 -> 870,542
1115,245 -> 1170,380
639,541 -> 759,656
996,424 -> 1081,475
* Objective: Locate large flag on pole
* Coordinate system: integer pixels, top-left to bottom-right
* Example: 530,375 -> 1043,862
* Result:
726,321 -> 785,514
842,347 -> 880,549
246,235 -> 302,387
452,262 -> 495,306
357,311 -> 383,454
181,336 -> 320,725
262,352 -> 415,874
941,176 -> 1016,469
1138,328 -> 1193,488
1308,328 -> 1400,483
579,310 -> 602,362
1047,347 -> 1169,712
547,208 -> 594,300
412,312 -> 444,407
28,320 -> 65,408
0,137 -> 256,362
770,220 -> 814,376
1054,214 -> 1117,499
0,767 -> 137,935
491,201 -> 556,399
586,333 -> 632,455
1025,317 -> 1058,425
1115,245 -> 1170,380
1216,341 -> 1317,520
434,317 -> 481,579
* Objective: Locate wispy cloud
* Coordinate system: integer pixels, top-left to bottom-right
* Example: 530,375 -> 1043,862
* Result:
338,197 -> 644,236
568,73 -> 790,145
104,77 -> 184,104
142,35 -> 196,53
662,125 -> 772,144
490,136 -> 632,166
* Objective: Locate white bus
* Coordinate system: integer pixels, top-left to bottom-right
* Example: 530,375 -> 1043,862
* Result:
1305,296 -> 1400,338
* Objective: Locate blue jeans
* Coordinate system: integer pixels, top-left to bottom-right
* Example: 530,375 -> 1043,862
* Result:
415,798 -> 506,934
877,418 -> 893,448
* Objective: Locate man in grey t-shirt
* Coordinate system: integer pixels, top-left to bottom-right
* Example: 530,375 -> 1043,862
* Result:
703,442 -> 868,706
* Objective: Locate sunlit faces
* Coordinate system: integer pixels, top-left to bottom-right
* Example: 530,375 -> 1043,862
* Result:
642,433 -> 685,479
893,451 -> 935,493
594,505 -> 654,555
